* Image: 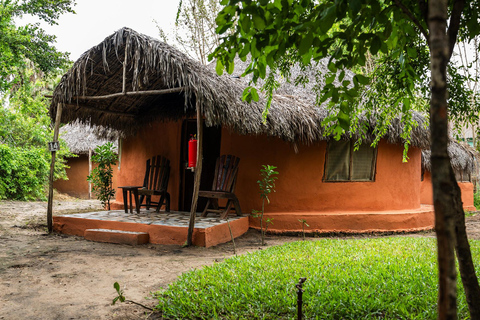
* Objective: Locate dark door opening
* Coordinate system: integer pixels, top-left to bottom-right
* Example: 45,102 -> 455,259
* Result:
179,119 -> 222,212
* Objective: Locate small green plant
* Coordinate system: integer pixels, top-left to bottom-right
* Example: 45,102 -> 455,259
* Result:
264,217 -> 274,233
112,282 -> 126,305
254,164 -> 278,246
112,282 -> 153,311
299,219 -> 309,240
87,142 -> 117,210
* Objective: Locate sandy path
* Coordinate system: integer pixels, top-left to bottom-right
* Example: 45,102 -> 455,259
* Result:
1,198 -> 479,319
0,198 -> 299,319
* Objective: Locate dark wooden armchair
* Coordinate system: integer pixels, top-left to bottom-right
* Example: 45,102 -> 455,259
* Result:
138,155 -> 171,212
199,155 -> 242,219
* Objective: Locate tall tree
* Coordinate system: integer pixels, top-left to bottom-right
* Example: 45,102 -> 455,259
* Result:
0,0 -> 75,199
0,0 -> 74,92
156,0 -> 221,65
211,0 -> 480,318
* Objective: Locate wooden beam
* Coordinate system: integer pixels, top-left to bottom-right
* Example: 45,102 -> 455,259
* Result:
122,41 -> 128,94
88,148 -> 92,200
187,100 -> 203,246
63,103 -> 136,117
47,103 -> 63,233
72,87 -> 185,101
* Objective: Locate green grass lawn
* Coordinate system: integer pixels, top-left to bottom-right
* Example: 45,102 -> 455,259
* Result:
155,237 -> 480,319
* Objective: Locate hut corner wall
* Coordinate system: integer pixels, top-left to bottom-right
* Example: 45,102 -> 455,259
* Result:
54,155 -> 118,199
421,171 -> 476,211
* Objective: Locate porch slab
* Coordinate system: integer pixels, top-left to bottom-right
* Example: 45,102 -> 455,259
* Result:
249,205 -> 436,234
53,210 -> 249,247
84,229 -> 149,245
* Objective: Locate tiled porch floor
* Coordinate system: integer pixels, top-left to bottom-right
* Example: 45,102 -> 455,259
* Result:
59,210 -> 247,228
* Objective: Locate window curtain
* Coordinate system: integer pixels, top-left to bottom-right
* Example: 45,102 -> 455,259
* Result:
325,140 -> 350,181
352,143 -> 375,180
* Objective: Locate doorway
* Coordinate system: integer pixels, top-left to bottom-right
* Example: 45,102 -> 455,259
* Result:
178,119 -> 222,212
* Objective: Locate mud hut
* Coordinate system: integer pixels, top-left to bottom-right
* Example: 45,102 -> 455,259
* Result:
49,27 -> 436,243
54,123 -> 118,199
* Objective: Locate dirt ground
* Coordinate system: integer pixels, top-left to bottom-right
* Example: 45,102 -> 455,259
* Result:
1,196 -> 480,320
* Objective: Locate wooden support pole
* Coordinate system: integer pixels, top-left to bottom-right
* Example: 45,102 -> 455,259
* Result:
88,148 -> 92,200
122,41 -> 128,94
47,103 -> 63,233
187,100 -> 203,246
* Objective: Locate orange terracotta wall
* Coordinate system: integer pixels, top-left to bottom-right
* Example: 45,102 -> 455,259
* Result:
54,155 -> 119,199
421,171 -> 476,210
54,155 -> 90,198
220,130 -> 422,213
114,120 -> 182,208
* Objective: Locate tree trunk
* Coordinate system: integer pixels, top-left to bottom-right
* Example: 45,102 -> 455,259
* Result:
429,0 -> 458,319
452,175 -> 480,319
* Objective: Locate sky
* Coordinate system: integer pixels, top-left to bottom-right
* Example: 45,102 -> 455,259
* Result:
25,0 -> 182,61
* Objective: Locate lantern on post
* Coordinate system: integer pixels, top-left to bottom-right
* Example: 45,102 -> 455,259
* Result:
188,134 -> 197,169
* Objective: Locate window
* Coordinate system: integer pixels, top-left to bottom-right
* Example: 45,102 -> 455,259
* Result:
324,140 -> 377,181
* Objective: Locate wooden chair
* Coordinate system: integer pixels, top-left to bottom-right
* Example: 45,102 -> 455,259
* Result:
199,155 -> 242,219
138,155 -> 171,212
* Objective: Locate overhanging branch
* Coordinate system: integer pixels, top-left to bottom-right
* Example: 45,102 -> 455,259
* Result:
447,0 -> 466,60
393,0 -> 429,40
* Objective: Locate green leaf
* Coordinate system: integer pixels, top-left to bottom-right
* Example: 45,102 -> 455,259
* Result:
215,59 -> 224,76
338,111 -> 351,130
407,47 -> 417,58
251,87 -> 260,101
298,32 -> 313,55
354,74 -> 370,85
320,5 -> 336,33
241,16 -> 252,33
227,60 -> 235,74
326,74 -> 336,85
370,35 -> 382,55
114,282 -> 120,291
253,14 -> 266,30
402,98 -> 411,113
242,87 -> 252,103
349,0 -> 362,15
333,125 -> 344,140
328,62 -> 337,73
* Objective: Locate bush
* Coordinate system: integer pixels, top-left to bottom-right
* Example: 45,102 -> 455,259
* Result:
0,144 -> 49,200
474,189 -> 480,210
87,142 -> 117,210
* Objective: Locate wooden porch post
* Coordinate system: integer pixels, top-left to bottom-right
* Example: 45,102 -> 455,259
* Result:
187,100 -> 203,246
88,148 -> 92,199
47,103 -> 63,233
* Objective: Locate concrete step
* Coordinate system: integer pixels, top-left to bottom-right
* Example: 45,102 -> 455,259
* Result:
84,229 -> 149,245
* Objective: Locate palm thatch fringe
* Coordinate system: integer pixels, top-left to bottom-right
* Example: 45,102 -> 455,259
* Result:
422,141 -> 478,177
50,27 -> 430,148
60,122 -> 118,154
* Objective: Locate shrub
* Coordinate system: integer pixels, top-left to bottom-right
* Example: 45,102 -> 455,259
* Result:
87,142 -> 117,210
474,189 -> 480,210
0,144 -> 49,200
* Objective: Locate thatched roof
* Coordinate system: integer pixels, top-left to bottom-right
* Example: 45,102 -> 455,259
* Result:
422,141 -> 478,176
50,27 -> 429,147
60,122 -> 118,154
